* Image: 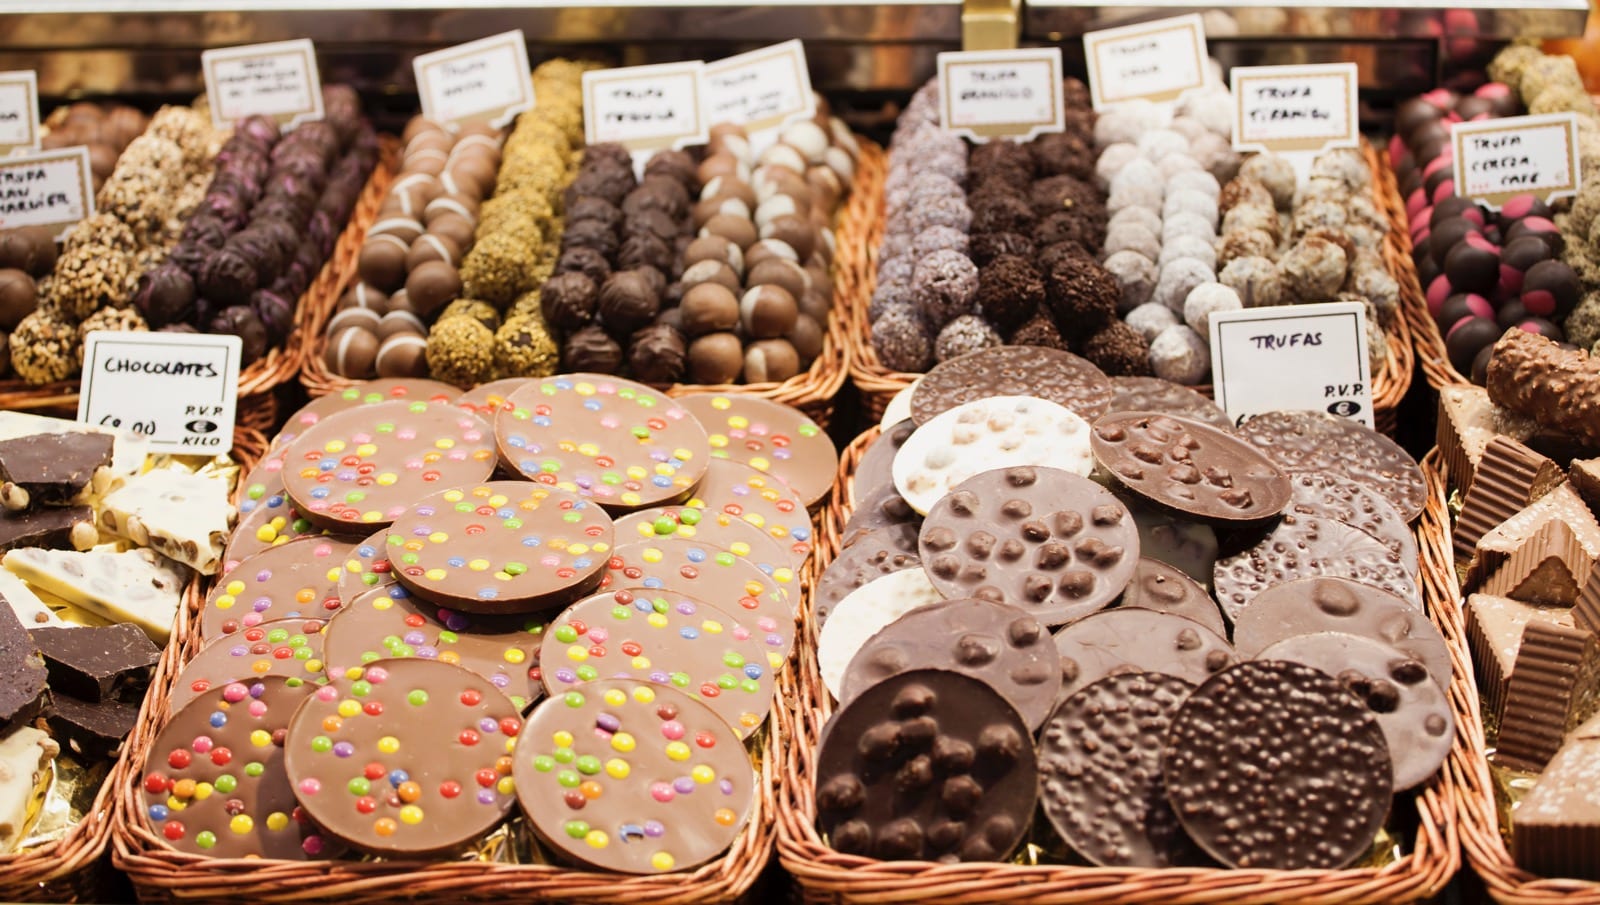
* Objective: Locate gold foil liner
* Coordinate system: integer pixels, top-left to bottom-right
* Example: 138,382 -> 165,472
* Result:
21,752 -> 109,850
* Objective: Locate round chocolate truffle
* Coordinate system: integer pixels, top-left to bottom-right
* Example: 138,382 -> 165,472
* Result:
495,314 -> 560,379
1045,256 -> 1119,335
406,260 -> 464,317
688,331 -> 745,384
974,255 -> 1044,333
425,315 -> 494,387
357,235 -> 409,293
539,272 -> 599,331
740,284 -> 799,339
627,323 -> 688,384
598,270 -> 662,338
0,269 -> 36,331
911,250 -> 979,328
871,306 -> 933,372
562,324 -> 624,373
1083,321 -> 1153,377
375,332 -> 428,378
681,283 -> 741,337
934,314 -> 1002,362
211,305 -> 269,365
743,338 -> 801,383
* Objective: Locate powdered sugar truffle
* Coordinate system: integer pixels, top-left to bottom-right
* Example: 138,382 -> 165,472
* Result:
1149,324 -> 1211,385
1103,250 -> 1159,313
1125,301 -> 1181,340
1183,282 -> 1242,334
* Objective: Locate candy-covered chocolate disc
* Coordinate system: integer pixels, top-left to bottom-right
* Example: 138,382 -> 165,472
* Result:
171,618 -> 328,714
140,676 -> 331,859
336,529 -> 397,601
282,400 -> 497,531
273,379 -> 461,452
386,482 -> 613,614
495,374 -> 710,512
223,490 -> 333,574
615,505 -> 793,577
321,584 -> 545,710
676,393 -> 838,508
453,378 -> 529,419
238,448 -> 288,517
283,658 -> 523,855
1091,412 -> 1291,523
683,459 -> 812,571
542,588 -> 775,738
513,679 -> 756,874
203,538 -> 354,640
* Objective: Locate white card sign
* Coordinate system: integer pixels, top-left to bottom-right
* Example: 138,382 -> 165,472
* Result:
1082,14 -> 1207,110
704,40 -> 815,134
582,62 -> 709,152
1232,63 -> 1359,154
77,331 -> 242,455
202,39 -> 324,129
0,72 -> 39,157
1452,112 -> 1581,211
413,30 -> 534,131
936,47 -> 1066,142
1207,301 -> 1374,429
0,146 -> 94,240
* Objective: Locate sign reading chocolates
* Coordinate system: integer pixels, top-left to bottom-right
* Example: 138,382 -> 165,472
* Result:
0,146 -> 94,240
1208,300 -> 1374,429
937,48 -> 1066,142
202,38 -> 324,129
0,71 -> 39,157
1452,112 -> 1582,211
1082,14 -> 1207,110
413,30 -> 534,131
1231,63 -> 1359,154
77,332 -> 242,455
704,40 -> 815,134
582,62 -> 709,152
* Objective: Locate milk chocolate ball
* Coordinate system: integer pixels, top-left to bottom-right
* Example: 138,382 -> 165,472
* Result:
358,235 -> 410,292
0,269 -> 36,331
747,258 -> 810,300
684,235 -> 744,276
376,332 -> 429,378
681,260 -> 742,294
790,313 -> 825,364
681,283 -> 740,337
702,213 -> 758,250
762,215 -> 815,260
688,332 -> 744,384
740,284 -> 799,338
405,260 -> 463,317
744,338 -> 801,383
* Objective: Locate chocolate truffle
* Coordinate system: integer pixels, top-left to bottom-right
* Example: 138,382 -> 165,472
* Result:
425,315 -> 494,387
791,313 -> 825,364
969,232 -> 1036,266
911,250 -> 979,328
599,270 -> 662,337
1103,250 -> 1158,313
495,314 -> 560,379
681,283 -> 740,337
0,227 -> 56,276
688,331 -> 745,384
975,255 -> 1044,333
934,314 -> 1002,361
1008,312 -> 1069,351
1281,236 -> 1349,301
374,332 -> 428,378
1083,321 -> 1153,376
438,298 -> 501,333
405,260 -> 463,317
1149,324 -> 1209,385
539,272 -> 599,331
743,338 -> 801,383
211,305 -> 269,365
1046,256 -> 1119,335
556,246 -> 612,287
357,237 -> 408,294
325,325 -> 379,377
740,285 -> 799,339
1220,255 -> 1288,308
0,270 -> 36,332
1125,302 -> 1181,341
870,306 -> 933,372
627,323 -> 687,384
563,324 -> 624,373
9,310 -> 79,384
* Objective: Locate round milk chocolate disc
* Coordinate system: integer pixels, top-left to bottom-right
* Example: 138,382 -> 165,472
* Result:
1091,412 -> 1291,523
1039,673 -> 1211,868
238,449 -> 289,518
203,538 -> 354,640
140,677 -> 332,859
814,523 -> 921,626
893,396 -> 1093,515
1232,576 -> 1450,691
321,584 -> 545,710
1257,631 -> 1454,790
615,504 -> 793,575
1052,609 -> 1235,699
283,659 -> 523,856
676,393 -> 838,508
919,466 -> 1138,626
385,482 -> 613,614
1113,491 -> 1219,588
172,618 -> 327,714
1118,558 -> 1226,636
1212,513 -> 1422,623
513,679 -> 755,874
337,530 -> 397,600
683,458 -> 813,571
453,378 -> 529,419
541,588 -> 775,738
817,569 -> 946,700
495,374 -> 710,512
1235,410 -> 1426,523
1106,377 -> 1232,430
839,598 -> 1061,730
282,400 -> 497,530
910,346 -> 1113,425
853,419 -> 915,505
1162,660 -> 1393,869
274,379 -> 461,452
815,669 -> 1037,862
1284,472 -> 1420,573
223,490 -> 333,573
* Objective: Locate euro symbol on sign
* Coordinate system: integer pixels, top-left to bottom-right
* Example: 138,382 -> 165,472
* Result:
1326,401 -> 1361,417
185,419 -> 218,434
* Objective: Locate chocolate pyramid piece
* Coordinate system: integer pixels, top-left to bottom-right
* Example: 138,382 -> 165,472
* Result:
1483,519 -> 1588,606
1455,436 -> 1564,565
1466,594 -> 1574,730
1467,483 -> 1600,592
1514,713 -> 1600,880
1496,620 -> 1600,771
1435,385 -> 1537,492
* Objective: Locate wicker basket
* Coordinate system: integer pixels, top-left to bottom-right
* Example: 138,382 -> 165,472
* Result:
844,141 -> 1417,436
775,426 -> 1461,905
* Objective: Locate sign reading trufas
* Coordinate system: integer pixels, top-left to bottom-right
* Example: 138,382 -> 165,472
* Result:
582,62 -> 709,152
413,30 -> 534,132
1083,14 -> 1207,110
0,146 -> 94,240
937,47 -> 1066,143
0,72 -> 39,157
704,40 -> 815,134
202,39 -> 324,129
1452,112 -> 1582,211
1208,301 -> 1374,429
1231,63 -> 1359,154
78,331 -> 242,455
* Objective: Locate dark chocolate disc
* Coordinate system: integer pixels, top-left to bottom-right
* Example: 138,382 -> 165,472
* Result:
1162,660 -> 1393,869
1212,513 -> 1421,624
1039,673 -> 1213,867
223,489 -> 334,574
1117,557 -> 1226,636
272,378 -> 461,452
1052,609 -> 1236,699
815,669 -> 1037,863
918,466 -> 1138,626
283,659 -> 523,856
512,679 -> 756,874
841,481 -> 920,543
1091,412 -> 1291,523
171,618 -> 327,714
814,523 -> 921,626
676,392 -> 838,508
203,537 -> 354,640
1106,376 -> 1233,430
1283,472 -> 1420,574
839,598 -> 1062,731
851,419 -> 915,505
683,458 -> 812,572
910,345 -> 1113,425
1257,631 -> 1453,790
1235,411 -> 1426,523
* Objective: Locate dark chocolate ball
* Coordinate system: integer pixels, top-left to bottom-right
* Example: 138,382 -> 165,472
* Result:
617,232 -> 674,274
970,193 -> 1037,237
1504,217 -> 1564,257
1429,217 -> 1481,269
974,255 -> 1043,334
1521,259 -> 1581,321
251,289 -> 295,346
1497,195 -> 1553,231
598,270 -> 661,337
1436,292 -> 1493,332
1430,196 -> 1484,230
1443,233 -> 1500,295
1082,321 -> 1153,377
556,246 -> 613,287
0,269 -> 34,331
1445,315 -> 1502,374
627,323 -> 688,384
540,272 -> 599,331
0,227 -> 56,277
1044,256 -> 1118,336
969,232 -> 1036,267
198,246 -> 260,305
1499,235 -> 1552,293
563,324 -> 624,374
561,219 -> 620,260
211,305 -> 269,365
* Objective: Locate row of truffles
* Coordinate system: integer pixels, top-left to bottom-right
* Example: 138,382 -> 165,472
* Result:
1394,80 -> 1582,383
1488,46 -> 1600,363
0,229 -> 59,379
43,101 -> 151,193
1092,81 -> 1238,385
325,115 -> 506,380
141,91 -> 378,365
12,105 -> 220,384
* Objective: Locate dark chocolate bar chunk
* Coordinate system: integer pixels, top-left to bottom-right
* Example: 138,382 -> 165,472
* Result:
0,605 -> 46,730
46,691 -> 139,758
30,624 -> 159,702
0,432 -> 112,507
0,505 -> 93,551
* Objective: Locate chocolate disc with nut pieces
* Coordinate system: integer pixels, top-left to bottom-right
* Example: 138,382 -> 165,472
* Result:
272,379 -> 462,452
1090,412 -> 1291,523
815,669 -> 1038,862
1212,513 -> 1421,624
1162,660 -> 1394,869
852,419 -> 915,507
683,458 -> 813,571
140,676 -> 334,859
282,400 -> 497,531
910,346 -> 1113,425
223,489 -> 334,574
320,583 -> 545,711
814,523 -> 921,626
1052,609 -> 1236,700
676,392 -> 838,508
171,618 -> 328,714
841,481 -> 920,546
1106,377 -> 1233,430
1039,673 -> 1213,868
283,658 -> 523,856
495,374 -> 710,512
203,537 -> 354,641
1232,576 -> 1450,691
1117,558 -> 1227,637
385,482 -> 613,614
541,588 -> 775,738
615,504 -> 794,577
1235,410 -> 1426,523
839,598 -> 1062,731
919,466 -> 1138,626
513,679 -> 756,874
1258,631 -> 1454,790
817,569 -> 946,700
1283,472 -> 1420,575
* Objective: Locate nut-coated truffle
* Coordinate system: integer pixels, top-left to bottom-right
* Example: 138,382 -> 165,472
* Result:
425,315 -> 495,387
